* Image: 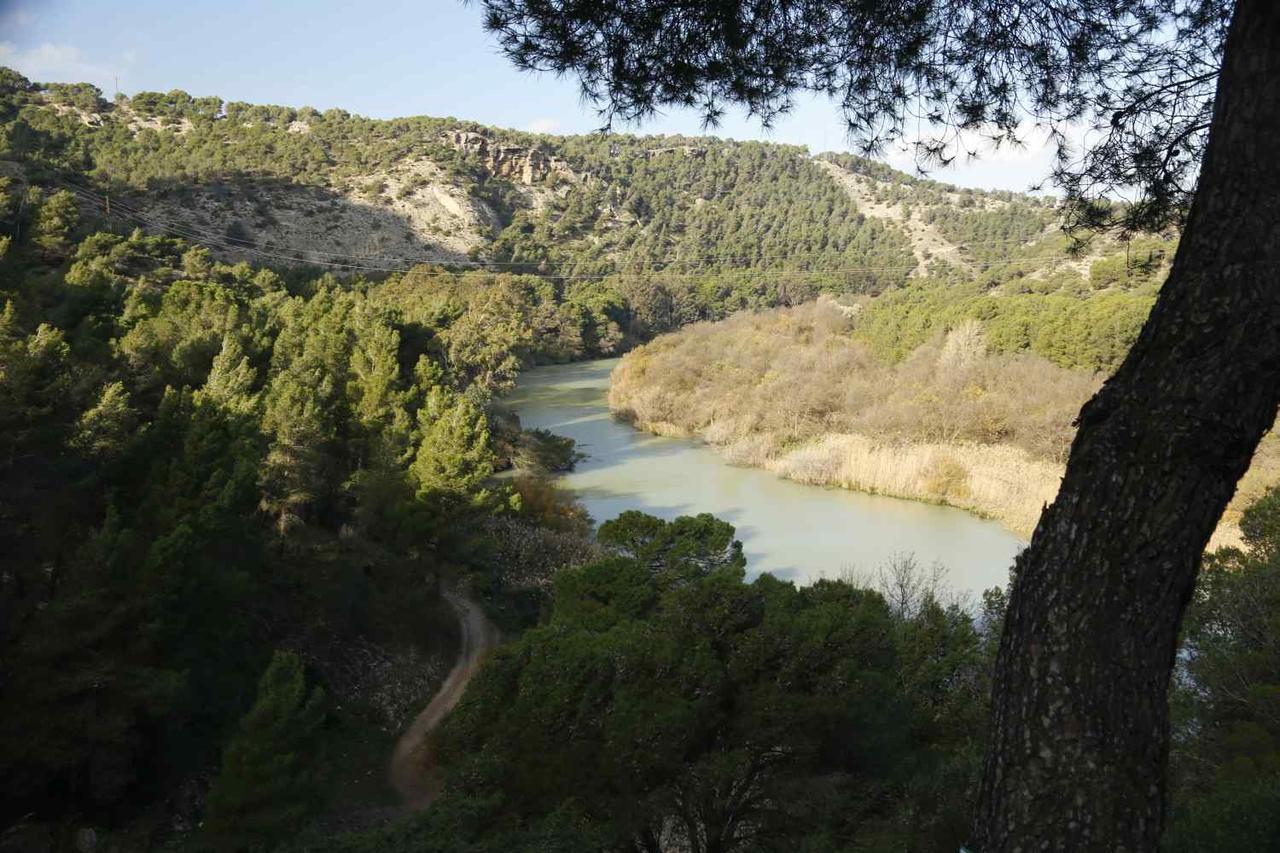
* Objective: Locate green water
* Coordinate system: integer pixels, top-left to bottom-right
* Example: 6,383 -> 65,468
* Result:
504,358 -> 1023,595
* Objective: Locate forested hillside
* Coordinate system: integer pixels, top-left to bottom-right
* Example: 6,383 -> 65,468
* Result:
0,81 -> 613,842
2,68 -> 1170,357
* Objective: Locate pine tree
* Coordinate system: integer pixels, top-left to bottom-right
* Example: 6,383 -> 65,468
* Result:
203,651 -> 325,852
259,365 -> 336,536
71,381 -> 137,459
0,323 -> 74,469
410,386 -> 496,514
199,335 -> 258,414
30,189 -> 78,261
346,308 -> 409,456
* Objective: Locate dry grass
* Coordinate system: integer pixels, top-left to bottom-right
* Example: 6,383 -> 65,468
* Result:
611,300 -> 1271,544
714,430 -> 1057,536
611,303 -> 1099,463
1215,432 -> 1280,548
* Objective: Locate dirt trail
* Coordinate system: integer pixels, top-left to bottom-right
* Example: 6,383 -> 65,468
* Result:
389,589 -> 500,809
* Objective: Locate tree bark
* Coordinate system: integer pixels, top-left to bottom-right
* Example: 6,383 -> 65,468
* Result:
974,1 -> 1280,850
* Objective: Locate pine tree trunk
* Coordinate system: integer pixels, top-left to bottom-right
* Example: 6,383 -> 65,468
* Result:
974,1 -> 1280,849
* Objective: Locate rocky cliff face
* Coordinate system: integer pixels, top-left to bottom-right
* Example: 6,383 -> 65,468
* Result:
443,130 -> 578,186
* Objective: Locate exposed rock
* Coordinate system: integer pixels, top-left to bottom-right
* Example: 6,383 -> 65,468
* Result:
815,292 -> 862,318
817,159 -> 983,277
46,102 -> 104,127
645,145 -> 707,158
297,631 -> 448,734
442,130 -> 577,186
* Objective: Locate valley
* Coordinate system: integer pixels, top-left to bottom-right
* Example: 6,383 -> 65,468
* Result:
1,50 -> 1276,852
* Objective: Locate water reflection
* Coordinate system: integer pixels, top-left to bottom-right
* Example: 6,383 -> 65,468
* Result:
503,359 -> 1023,595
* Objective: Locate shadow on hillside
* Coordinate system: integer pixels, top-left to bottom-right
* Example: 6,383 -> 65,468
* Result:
116,173 -> 478,270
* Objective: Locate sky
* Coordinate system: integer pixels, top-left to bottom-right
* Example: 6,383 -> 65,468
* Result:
0,0 -> 1060,192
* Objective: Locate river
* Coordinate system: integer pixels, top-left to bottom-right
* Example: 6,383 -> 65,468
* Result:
504,358 -> 1024,596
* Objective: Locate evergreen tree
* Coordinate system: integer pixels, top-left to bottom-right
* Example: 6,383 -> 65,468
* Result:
199,334 -> 259,414
204,651 -> 326,851
434,513 -> 987,852
410,387 -> 497,516
1166,487 -> 1280,851
438,282 -> 533,392
30,189 -> 78,260
0,322 -> 74,468
260,364 -> 339,536
71,381 -> 136,459
0,586 -> 184,816
346,307 -> 410,458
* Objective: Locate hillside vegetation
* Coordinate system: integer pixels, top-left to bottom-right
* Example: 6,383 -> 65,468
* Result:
611,300 -> 1280,540
0,164 -> 608,845
3,69 -> 1177,360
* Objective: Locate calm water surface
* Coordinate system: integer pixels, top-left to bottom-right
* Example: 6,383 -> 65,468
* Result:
504,359 -> 1023,595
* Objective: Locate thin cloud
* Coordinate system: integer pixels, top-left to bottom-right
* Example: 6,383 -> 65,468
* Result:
0,41 -> 123,91
0,5 -> 32,32
527,117 -> 561,134
875,125 -> 1064,193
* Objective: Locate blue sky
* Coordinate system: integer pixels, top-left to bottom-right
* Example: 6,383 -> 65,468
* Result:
0,0 -> 1059,191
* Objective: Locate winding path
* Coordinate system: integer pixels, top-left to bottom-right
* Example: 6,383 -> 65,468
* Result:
389,589 -> 500,809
